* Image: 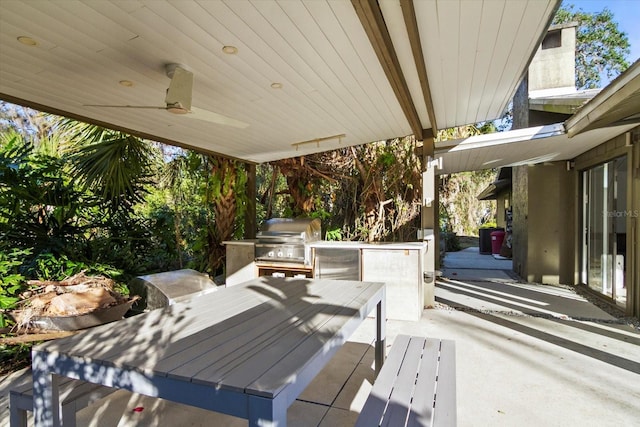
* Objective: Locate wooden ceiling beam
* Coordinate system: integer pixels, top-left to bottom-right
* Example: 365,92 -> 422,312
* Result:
401,0 -> 438,136
352,0 -> 424,141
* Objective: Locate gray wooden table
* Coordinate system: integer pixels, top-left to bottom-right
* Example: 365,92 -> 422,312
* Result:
31,277 -> 386,427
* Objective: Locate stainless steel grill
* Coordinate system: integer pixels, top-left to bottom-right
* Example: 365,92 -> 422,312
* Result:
255,218 -> 321,266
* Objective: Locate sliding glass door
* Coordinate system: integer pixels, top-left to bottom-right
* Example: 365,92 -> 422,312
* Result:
582,156 -> 627,307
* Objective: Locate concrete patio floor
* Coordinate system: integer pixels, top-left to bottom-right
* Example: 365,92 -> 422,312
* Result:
2,248 -> 639,426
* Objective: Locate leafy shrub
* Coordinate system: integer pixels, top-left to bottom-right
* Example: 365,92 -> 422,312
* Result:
0,343 -> 30,375
31,252 -> 121,280
0,249 -> 30,328
29,253 -> 128,296
442,232 -> 461,252
324,227 -> 343,241
480,220 -> 498,229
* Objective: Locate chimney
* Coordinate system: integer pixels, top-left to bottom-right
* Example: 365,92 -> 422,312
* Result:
528,22 -> 578,96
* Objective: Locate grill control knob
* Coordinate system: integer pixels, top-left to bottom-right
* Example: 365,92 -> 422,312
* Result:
268,251 -> 274,257
277,251 -> 284,258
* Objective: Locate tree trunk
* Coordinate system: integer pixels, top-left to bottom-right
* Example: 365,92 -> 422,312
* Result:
207,156 -> 240,273
274,157 -> 317,216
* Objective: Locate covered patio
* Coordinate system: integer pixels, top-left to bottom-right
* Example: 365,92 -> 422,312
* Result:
2,0 -> 639,425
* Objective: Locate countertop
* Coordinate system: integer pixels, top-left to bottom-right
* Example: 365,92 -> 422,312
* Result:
223,239 -> 257,245
309,241 -> 428,250
223,240 -> 429,250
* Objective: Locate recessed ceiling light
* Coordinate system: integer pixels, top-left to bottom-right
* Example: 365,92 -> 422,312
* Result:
119,80 -> 134,87
222,45 -> 238,54
271,82 -> 283,89
17,36 -> 38,46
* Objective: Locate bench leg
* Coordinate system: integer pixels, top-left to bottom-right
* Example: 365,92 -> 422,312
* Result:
32,350 -> 61,427
9,408 -> 28,427
9,401 -> 28,427
61,402 -> 77,427
10,392 -> 33,427
8,397 -> 77,427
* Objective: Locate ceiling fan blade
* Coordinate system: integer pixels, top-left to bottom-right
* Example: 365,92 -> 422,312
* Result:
84,104 -> 166,110
85,65 -> 244,128
186,107 -> 249,128
165,66 -> 193,111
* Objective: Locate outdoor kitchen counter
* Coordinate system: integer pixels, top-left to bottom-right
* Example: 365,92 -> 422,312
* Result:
310,241 -> 429,322
224,240 -> 431,321
223,240 -> 257,286
222,240 -> 258,245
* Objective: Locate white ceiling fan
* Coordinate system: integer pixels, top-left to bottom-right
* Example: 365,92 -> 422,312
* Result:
86,63 -> 249,129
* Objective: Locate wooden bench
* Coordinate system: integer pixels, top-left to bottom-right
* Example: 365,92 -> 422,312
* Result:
10,370 -> 114,427
356,335 -> 456,427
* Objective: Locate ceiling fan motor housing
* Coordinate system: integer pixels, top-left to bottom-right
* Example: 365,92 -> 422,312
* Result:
166,102 -> 189,114
165,63 -> 189,79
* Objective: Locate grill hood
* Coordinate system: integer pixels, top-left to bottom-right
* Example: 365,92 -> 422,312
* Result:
257,218 -> 321,242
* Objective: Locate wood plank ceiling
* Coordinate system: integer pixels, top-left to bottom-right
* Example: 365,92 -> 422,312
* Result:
0,0 -> 559,164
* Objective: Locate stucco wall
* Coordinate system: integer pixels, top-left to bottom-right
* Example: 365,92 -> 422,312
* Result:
526,163 -> 575,285
512,162 -> 576,285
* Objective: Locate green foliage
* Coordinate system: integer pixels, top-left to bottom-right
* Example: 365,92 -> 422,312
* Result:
324,228 -> 343,241
378,152 -> 396,168
442,232 -> 461,252
339,138 -> 422,242
480,220 -> 498,229
309,209 -> 331,222
151,150 -> 212,269
0,249 -> 30,328
0,132 -> 97,257
439,168 -> 496,236
0,343 -> 31,375
554,4 -> 630,89
256,163 -> 289,221
0,115 -> 203,279
57,119 -> 157,214
30,253 -> 122,282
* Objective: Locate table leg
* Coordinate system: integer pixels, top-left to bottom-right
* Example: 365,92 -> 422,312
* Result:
375,296 -> 386,376
248,394 -> 287,427
32,350 -> 61,427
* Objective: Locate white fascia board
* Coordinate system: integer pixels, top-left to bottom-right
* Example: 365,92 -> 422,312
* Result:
529,88 -> 600,114
435,123 -> 565,153
566,60 -> 640,137
529,87 -> 577,98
